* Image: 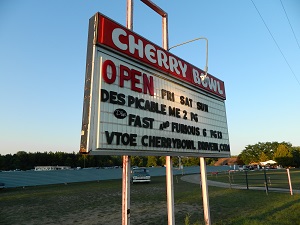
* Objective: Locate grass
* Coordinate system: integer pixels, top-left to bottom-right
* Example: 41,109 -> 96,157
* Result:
0,174 -> 300,225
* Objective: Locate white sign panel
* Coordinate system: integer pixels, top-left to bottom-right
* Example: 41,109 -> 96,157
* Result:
80,13 -> 230,157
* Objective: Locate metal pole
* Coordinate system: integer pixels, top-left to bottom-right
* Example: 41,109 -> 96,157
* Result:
162,15 -> 168,50
127,0 -> 133,29
122,2 -> 133,225
287,168 -> 293,195
160,6 -> 173,225
169,37 -> 208,75
139,1 -> 173,223
83,155 -> 86,168
122,156 -> 131,225
200,157 -> 211,225
167,31 -> 211,225
162,8 -> 174,225
166,156 -> 175,225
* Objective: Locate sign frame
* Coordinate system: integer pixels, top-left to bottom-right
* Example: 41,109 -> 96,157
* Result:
80,13 -> 230,158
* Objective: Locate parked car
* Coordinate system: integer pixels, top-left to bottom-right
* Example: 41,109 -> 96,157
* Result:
131,168 -> 151,184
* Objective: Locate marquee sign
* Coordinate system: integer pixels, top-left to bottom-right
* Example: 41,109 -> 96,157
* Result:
80,13 -> 230,157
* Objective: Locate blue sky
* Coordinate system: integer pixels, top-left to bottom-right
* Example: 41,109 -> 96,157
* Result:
1,0 -> 299,156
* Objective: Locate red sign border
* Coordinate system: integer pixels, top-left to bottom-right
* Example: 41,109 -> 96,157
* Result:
94,13 -> 226,100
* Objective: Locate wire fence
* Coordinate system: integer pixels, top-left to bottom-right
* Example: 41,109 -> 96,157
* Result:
210,168 -> 300,195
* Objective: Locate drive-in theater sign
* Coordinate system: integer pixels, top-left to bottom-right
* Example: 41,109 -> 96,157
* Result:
80,13 -> 230,157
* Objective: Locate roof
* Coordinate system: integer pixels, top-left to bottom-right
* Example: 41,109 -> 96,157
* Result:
214,158 -> 238,166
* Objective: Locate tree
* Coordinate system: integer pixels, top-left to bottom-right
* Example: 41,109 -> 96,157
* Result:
206,158 -> 217,166
159,156 -> 166,166
147,156 -> 158,167
259,152 -> 268,162
16,151 -> 31,170
274,144 -> 293,167
291,147 -> 300,167
65,156 -> 73,167
238,142 -> 292,165
181,157 -> 199,166
238,144 -> 261,164
131,156 -> 145,167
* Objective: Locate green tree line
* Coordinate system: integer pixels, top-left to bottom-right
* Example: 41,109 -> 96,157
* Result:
238,142 -> 300,167
0,151 -> 122,171
0,151 -> 216,171
3,141 -> 297,171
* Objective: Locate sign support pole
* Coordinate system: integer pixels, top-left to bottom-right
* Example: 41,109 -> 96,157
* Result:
122,155 -> 131,225
200,157 -> 211,225
140,2 -> 174,224
161,6 -> 174,225
166,156 -> 175,225
122,1 -> 133,225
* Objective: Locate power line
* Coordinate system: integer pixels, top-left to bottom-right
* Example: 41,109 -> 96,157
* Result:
251,0 -> 300,86
280,0 -> 300,51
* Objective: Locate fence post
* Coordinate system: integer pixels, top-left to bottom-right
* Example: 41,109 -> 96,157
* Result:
263,169 -> 269,192
245,170 -> 249,190
228,170 -> 232,189
264,182 -> 268,195
287,168 -> 293,196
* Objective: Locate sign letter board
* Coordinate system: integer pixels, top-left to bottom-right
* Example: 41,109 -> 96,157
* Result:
80,13 -> 230,157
